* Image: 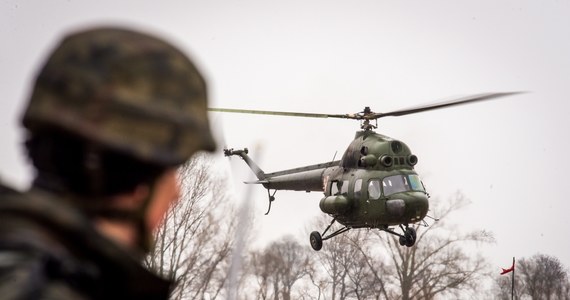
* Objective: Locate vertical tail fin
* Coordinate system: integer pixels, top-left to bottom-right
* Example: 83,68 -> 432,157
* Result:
224,148 -> 266,181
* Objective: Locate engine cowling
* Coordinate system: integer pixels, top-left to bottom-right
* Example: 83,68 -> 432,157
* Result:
319,195 -> 351,214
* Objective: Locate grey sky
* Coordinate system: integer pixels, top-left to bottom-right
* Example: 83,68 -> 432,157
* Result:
2,0 -> 569,270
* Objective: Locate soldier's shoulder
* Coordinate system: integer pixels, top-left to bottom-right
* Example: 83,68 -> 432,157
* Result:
0,186 -> 94,299
0,180 -> 31,207
0,181 -> 26,204
0,181 -> 20,195
0,246 -> 90,300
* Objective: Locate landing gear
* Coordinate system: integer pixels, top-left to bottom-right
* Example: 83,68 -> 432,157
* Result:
310,221 -> 418,251
264,189 -> 277,215
398,226 -> 417,247
310,231 -> 323,251
309,218 -> 350,251
382,225 -> 417,247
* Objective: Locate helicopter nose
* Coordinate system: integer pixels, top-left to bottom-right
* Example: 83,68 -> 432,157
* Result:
387,192 -> 429,223
406,192 -> 429,223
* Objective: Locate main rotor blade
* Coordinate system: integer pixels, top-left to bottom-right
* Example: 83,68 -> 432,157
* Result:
209,108 -> 351,119
373,92 -> 525,119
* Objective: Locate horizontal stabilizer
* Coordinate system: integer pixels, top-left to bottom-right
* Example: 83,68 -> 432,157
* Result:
244,180 -> 269,184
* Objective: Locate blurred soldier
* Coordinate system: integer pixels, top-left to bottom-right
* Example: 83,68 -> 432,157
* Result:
0,27 -> 215,299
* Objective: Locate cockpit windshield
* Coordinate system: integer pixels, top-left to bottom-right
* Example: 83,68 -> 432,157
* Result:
382,174 -> 425,196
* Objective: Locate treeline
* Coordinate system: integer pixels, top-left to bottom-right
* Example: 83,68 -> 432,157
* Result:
144,157 -> 569,300
495,254 -> 570,300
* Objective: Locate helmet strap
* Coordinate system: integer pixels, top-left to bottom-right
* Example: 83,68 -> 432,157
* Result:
79,183 -> 156,256
85,143 -> 103,196
135,183 -> 155,254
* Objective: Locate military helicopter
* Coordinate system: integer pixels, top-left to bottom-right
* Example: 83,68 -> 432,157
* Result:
210,92 -> 521,251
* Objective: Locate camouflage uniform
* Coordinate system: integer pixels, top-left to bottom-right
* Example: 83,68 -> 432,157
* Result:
0,187 -> 172,299
0,27 -> 215,299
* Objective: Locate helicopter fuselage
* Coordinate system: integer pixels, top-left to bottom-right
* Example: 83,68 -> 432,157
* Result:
226,130 -> 429,230
320,168 -> 429,228
319,130 -> 429,229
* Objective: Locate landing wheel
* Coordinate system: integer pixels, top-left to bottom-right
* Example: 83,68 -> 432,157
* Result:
384,225 -> 417,247
310,231 -> 323,251
404,227 -> 416,247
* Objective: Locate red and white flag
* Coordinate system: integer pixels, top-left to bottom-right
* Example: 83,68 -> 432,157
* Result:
500,261 -> 515,275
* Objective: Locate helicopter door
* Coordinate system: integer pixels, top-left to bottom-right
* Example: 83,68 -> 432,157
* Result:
340,180 -> 349,195
354,179 -> 363,200
366,179 -> 385,225
328,180 -> 349,196
328,181 -> 339,196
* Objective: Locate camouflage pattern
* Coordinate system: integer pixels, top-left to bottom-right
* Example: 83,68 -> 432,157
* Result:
0,185 -> 171,299
22,27 -> 216,166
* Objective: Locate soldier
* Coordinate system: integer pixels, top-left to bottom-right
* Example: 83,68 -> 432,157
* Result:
0,27 -> 216,299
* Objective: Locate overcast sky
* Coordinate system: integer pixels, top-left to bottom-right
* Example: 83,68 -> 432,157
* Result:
2,0 -> 569,270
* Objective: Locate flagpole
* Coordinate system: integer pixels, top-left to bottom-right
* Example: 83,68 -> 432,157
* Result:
511,257 -> 515,300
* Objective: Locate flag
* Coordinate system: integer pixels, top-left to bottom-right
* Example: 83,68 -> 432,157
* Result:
501,258 -> 516,300
500,260 -> 515,275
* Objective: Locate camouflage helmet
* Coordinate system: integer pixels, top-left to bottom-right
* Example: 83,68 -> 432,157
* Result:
22,27 -> 216,166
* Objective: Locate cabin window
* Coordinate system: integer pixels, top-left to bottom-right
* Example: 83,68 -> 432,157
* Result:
340,180 -> 349,195
368,179 -> 381,200
354,179 -> 363,199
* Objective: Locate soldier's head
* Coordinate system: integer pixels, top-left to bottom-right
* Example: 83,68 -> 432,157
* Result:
21,27 -> 216,252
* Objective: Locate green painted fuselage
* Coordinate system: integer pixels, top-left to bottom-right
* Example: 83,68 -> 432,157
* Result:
243,130 -> 429,229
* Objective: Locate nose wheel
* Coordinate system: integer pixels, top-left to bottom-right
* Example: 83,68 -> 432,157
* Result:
398,226 -> 417,247
381,225 -> 417,247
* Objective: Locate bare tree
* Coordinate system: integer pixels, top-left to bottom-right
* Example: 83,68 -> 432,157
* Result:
249,236 -> 313,300
299,192 -> 489,300
316,229 -> 348,300
144,155 -> 238,300
517,254 -> 570,300
494,274 -> 520,300
312,217 -> 390,300
375,191 -> 494,300
341,230 -> 391,300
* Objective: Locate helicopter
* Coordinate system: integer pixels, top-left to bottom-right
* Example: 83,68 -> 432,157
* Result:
210,92 -> 521,251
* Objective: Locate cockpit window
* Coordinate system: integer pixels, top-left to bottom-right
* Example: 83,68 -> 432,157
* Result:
382,174 -> 425,196
382,176 -> 408,196
408,175 -> 425,192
